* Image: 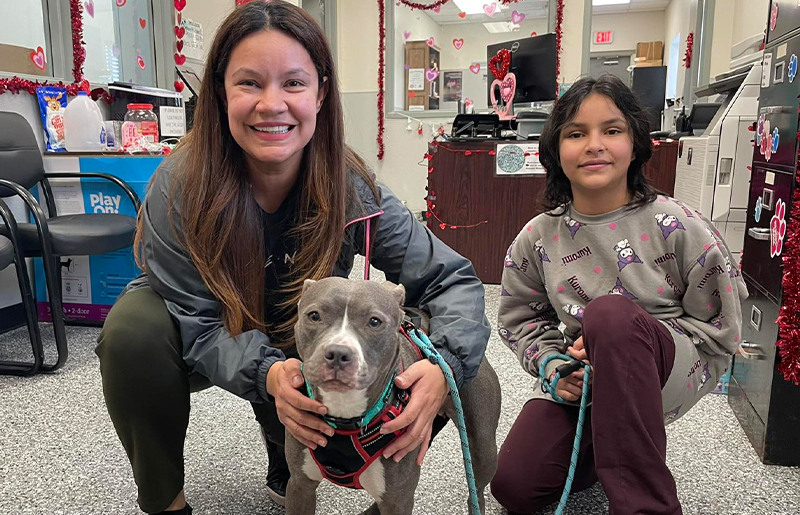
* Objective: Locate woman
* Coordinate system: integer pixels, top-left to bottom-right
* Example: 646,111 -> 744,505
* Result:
491,75 -> 746,515
95,2 -> 490,514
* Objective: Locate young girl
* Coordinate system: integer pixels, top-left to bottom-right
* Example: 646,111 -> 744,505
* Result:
95,2 -> 490,514
491,75 -> 746,515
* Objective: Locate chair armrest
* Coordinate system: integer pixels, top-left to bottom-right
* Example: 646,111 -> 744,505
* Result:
45,172 -> 142,212
0,179 -> 56,257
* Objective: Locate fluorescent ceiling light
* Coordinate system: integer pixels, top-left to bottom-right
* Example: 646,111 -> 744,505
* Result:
592,0 -> 631,6
453,0 -> 507,15
483,21 -> 519,34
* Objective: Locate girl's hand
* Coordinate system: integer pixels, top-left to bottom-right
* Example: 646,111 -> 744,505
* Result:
266,359 -> 335,449
379,360 -> 449,466
567,336 -> 589,362
552,369 -> 585,402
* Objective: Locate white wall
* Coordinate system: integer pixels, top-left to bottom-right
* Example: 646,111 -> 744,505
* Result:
181,0 -> 234,61
391,8 -> 443,110
561,0 -> 588,83
733,0 -> 769,46
664,0 -> 692,97
708,0 -> 734,80
590,11 -> 666,54
439,19 -> 550,71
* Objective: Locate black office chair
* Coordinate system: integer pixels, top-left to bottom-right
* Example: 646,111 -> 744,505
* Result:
0,111 -> 141,373
0,197 -> 43,375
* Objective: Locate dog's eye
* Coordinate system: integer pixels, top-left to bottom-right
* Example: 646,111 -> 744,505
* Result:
307,311 -> 321,322
368,317 -> 382,328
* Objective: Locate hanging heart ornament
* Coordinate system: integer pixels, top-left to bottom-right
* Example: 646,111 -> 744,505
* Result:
489,48 -> 510,80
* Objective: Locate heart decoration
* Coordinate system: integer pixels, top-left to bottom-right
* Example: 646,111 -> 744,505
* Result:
139,18 -> 146,29
425,68 -> 439,82
174,53 -> 187,65
489,48 -> 510,80
177,12 -> 182,25
490,72 -> 516,120
404,64 -> 410,70
174,0 -> 186,12
464,98 -> 474,109
137,55 -> 146,70
483,3 -> 497,17
426,37 -> 435,48
459,12 -> 466,19
115,0 -> 126,6
433,6 -> 441,13
84,0 -> 95,18
531,32 -> 538,37
511,10 -> 525,24
30,46 -> 46,71
175,26 -> 186,39
469,63 -> 481,74
409,91 -> 415,98
174,80 -> 185,93
176,40 -> 184,52
453,39 -> 464,50
403,30 -> 411,40
770,198 -> 787,257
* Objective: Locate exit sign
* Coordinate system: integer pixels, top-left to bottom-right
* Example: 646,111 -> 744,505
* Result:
595,31 -> 614,44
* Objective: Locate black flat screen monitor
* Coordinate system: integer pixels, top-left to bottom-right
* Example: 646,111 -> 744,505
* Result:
487,33 -> 557,106
630,66 -> 667,132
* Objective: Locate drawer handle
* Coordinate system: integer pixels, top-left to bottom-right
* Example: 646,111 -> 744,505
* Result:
738,341 -> 766,360
748,227 -> 770,240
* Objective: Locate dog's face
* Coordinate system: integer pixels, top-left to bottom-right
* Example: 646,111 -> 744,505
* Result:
295,277 -> 406,392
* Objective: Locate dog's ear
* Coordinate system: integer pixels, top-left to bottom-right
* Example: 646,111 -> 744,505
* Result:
381,281 -> 406,307
302,279 -> 317,295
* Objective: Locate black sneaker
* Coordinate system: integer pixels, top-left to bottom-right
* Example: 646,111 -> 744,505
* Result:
260,426 -> 290,507
154,504 -> 192,514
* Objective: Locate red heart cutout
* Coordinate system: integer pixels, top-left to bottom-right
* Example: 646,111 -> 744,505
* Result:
30,46 -> 46,70
176,40 -> 184,52
174,80 -> 185,93
531,32 -> 538,37
174,0 -> 186,12
459,12 -> 466,18
489,49 -> 510,80
408,91 -> 415,98
426,37 -> 435,47
453,38 -> 464,50
139,18 -> 146,29
175,26 -> 186,39
174,53 -> 186,65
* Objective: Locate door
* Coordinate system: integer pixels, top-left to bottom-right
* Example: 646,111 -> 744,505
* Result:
589,55 -> 631,85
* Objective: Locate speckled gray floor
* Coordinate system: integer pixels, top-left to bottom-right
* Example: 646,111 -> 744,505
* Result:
1,256 -> 799,514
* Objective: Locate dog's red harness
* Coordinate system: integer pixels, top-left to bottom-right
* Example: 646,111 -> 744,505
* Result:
306,329 -> 424,489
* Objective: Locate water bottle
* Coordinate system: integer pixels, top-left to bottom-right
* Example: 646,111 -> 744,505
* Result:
64,91 -> 106,152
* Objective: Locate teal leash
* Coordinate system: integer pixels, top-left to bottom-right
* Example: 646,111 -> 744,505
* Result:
407,328 -> 482,515
539,353 -> 592,515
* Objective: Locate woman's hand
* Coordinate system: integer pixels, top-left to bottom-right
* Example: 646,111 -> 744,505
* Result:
379,359 -> 449,466
266,359 -> 335,449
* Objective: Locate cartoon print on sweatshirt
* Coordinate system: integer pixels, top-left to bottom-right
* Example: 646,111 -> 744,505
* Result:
563,216 -> 585,239
613,239 -> 643,270
698,362 -> 712,391
498,326 -> 520,352
709,315 -> 723,330
609,277 -> 638,300
534,238 -> 550,262
724,255 -> 738,278
654,213 -> 685,239
562,304 -> 585,322
664,318 -> 686,335
529,301 -> 549,313
504,240 -> 520,270
501,286 -> 512,297
697,245 -> 712,266
663,405 -> 682,423
672,199 -> 696,218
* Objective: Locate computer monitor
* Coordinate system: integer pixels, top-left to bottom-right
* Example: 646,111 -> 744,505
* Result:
630,66 -> 667,132
486,33 -> 557,106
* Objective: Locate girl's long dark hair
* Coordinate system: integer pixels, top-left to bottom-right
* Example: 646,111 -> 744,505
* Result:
538,74 -> 657,214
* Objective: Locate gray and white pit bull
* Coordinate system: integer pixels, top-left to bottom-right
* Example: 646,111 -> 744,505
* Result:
286,277 -> 501,515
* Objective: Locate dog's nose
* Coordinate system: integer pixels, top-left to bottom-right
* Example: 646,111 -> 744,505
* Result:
324,345 -> 354,370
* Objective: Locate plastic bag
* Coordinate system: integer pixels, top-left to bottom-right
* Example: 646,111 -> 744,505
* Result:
36,86 -> 68,152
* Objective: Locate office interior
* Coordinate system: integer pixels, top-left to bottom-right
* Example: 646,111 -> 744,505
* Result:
0,0 -> 799,513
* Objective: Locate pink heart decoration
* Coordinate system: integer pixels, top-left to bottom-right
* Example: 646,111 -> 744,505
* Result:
84,0 -> 95,18
174,53 -> 186,65
483,3 -> 497,17
115,0 -> 126,6
137,55 -> 145,70
174,0 -> 186,12
175,26 -> 186,39
30,47 -> 46,70
770,198 -> 787,257
531,32 -> 538,37
511,10 -> 525,24
464,98 -> 474,108
177,12 -> 182,25
425,68 -> 439,82
453,38 -> 464,50
469,63 -> 481,74
490,72 -> 516,120
434,6 -> 441,13
404,64 -> 410,70
176,40 -> 184,52
403,30 -> 411,40
139,18 -> 146,29
426,37 -> 435,47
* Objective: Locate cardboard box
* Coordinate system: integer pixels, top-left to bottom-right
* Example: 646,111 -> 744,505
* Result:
35,155 -> 163,324
636,41 -> 664,61
634,57 -> 664,67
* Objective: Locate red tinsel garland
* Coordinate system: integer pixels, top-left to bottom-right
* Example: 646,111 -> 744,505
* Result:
684,32 -> 693,69
377,0 -> 387,160
555,0 -> 564,97
777,170 -> 800,385
0,0 -> 89,97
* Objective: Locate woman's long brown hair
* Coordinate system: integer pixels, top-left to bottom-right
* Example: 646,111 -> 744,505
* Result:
134,1 -> 376,348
